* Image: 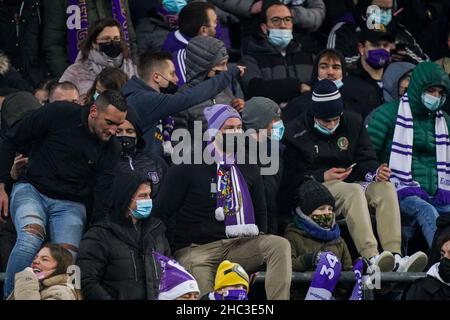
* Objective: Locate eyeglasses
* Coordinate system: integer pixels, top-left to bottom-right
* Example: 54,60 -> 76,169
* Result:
269,16 -> 294,26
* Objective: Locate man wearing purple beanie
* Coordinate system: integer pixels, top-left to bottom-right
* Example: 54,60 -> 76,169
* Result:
153,104 -> 292,299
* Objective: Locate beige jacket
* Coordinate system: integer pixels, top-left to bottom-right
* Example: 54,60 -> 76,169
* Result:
9,268 -> 79,300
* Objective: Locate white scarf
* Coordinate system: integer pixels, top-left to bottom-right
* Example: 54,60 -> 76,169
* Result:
389,94 -> 450,204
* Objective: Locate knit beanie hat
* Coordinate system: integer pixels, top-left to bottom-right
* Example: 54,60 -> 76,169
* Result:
311,79 -> 343,119
297,180 -> 335,216
241,96 -> 280,130
204,104 -> 241,140
185,36 -> 229,87
1,91 -> 41,131
214,260 -> 250,293
154,252 -> 200,300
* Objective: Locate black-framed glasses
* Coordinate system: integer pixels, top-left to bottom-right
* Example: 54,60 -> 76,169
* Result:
269,16 -> 294,26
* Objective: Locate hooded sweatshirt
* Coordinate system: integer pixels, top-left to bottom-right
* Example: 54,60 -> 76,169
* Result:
382,62 -> 415,103
368,61 -> 450,196
77,170 -> 170,300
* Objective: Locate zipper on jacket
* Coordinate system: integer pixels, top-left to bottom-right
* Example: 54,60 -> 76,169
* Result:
127,156 -> 135,170
151,252 -> 159,281
130,250 -> 138,282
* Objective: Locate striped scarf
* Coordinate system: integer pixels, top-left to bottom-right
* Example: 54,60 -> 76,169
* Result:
389,94 -> 450,204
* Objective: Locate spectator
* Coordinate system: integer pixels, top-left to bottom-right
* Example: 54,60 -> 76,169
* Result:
382,62 -> 415,103
48,81 -> 80,104
284,179 -> 353,272
241,96 -> 285,234
77,171 -> 170,300
429,214 -> 450,267
85,67 -> 129,105
121,51 -> 244,156
342,29 -> 394,119
282,48 -> 347,124
43,0 -> 137,78
0,88 -> 20,133
282,79 -> 428,272
0,1 -> 47,86
33,78 -> 58,105
92,106 -> 168,224
434,28 -> 450,75
153,104 -> 292,299
154,251 -> 200,300
202,260 -> 249,300
327,0 -> 428,65
367,62 -> 450,254
136,0 -> 188,55
0,90 -> 128,298
159,2 -> 218,86
0,51 -> 33,92
406,233 -> 450,300
239,2 -> 314,104
59,18 -> 137,101
8,243 -> 79,300
174,36 -> 244,134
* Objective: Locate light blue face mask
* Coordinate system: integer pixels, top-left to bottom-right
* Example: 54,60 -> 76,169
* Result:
314,120 -> 339,135
379,9 -> 392,26
93,91 -> 100,101
271,120 -> 285,141
130,199 -> 153,220
268,29 -> 293,49
422,92 -> 446,111
333,79 -> 344,90
162,0 -> 187,14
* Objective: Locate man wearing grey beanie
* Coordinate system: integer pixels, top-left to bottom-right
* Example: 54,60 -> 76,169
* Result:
242,96 -> 285,234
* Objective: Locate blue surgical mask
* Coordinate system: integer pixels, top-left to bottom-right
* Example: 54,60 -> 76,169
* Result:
333,79 -> 344,89
314,120 -> 339,135
162,0 -> 187,14
271,120 -> 285,141
268,29 -> 293,49
93,91 -> 100,101
214,289 -> 248,300
379,9 -> 392,26
130,199 -> 153,220
421,92 -> 445,111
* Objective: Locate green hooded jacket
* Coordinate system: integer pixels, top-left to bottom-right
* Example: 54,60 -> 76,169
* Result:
367,62 -> 450,196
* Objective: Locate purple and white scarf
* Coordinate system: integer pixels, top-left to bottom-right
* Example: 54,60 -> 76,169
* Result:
389,94 -> 450,204
208,144 -> 259,238
68,0 -> 130,64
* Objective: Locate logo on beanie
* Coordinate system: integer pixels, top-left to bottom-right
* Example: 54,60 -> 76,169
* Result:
148,171 -> 159,184
337,137 -> 349,151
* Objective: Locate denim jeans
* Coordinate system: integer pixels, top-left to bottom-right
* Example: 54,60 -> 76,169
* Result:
3,183 -> 86,298
399,196 -> 450,255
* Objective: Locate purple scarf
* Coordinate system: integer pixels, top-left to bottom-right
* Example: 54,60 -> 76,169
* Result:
209,144 -> 259,238
68,0 -> 130,64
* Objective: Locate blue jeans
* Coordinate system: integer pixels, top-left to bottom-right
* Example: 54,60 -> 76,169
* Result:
399,196 -> 450,254
3,183 -> 86,298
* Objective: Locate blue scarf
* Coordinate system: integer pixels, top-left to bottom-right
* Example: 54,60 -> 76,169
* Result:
293,209 -> 340,242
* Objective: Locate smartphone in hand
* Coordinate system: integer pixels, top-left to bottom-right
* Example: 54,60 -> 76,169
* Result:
345,163 -> 357,171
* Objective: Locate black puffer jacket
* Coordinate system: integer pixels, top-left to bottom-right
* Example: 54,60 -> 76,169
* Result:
77,171 -> 171,300
240,36 -> 314,103
280,110 -> 379,211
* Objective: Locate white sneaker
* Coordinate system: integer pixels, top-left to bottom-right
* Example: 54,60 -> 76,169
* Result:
369,251 -> 395,272
393,251 -> 428,273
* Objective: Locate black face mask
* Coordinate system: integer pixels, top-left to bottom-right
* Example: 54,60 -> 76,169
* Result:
117,136 -> 137,156
98,41 -> 122,58
439,257 -> 450,283
160,81 -> 178,94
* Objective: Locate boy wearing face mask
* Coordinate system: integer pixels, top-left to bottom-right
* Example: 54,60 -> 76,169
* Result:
202,260 -> 250,300
77,170 -> 170,300
284,79 -> 428,273
368,62 -> 450,256
406,233 -> 450,300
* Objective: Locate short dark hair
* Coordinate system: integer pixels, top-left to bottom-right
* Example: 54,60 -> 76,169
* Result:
49,81 -> 79,97
34,78 -> 58,94
85,67 -> 129,105
437,230 -> 450,253
80,18 -> 129,61
179,2 -> 216,37
137,51 -> 172,82
261,1 -> 289,23
42,243 -> 74,277
95,90 -> 128,112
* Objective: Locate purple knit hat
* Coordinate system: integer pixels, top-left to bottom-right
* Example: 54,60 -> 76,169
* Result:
204,104 -> 241,141
154,252 -> 199,300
